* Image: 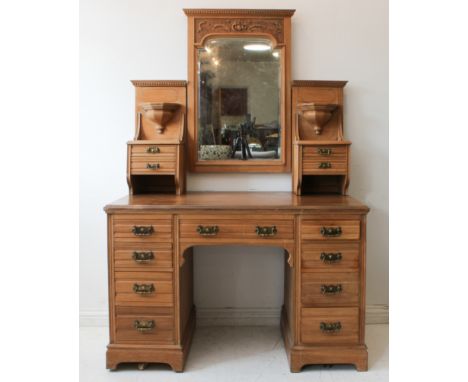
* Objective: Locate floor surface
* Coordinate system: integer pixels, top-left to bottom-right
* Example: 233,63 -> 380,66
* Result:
80,325 -> 388,382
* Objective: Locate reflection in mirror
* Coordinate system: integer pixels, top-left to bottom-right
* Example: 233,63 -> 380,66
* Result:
197,38 -> 281,161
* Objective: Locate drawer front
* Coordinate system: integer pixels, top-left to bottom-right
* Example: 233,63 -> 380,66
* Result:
301,242 -> 360,270
303,145 -> 348,159
303,145 -> 348,175
130,157 -> 176,175
114,243 -> 173,270
301,220 -> 360,241
301,307 -> 359,345
301,272 -> 359,306
113,215 -> 173,244
131,144 -> 177,156
115,271 -> 173,306
179,217 -> 294,242
115,313 -> 174,344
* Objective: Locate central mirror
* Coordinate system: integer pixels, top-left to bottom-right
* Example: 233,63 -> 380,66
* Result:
197,37 -> 282,162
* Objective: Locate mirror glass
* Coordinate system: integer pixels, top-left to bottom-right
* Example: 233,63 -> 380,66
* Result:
197,37 -> 281,161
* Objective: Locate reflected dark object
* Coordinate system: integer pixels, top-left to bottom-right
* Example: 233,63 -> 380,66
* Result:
231,115 -> 256,160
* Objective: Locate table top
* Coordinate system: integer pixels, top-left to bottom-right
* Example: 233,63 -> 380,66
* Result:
104,192 -> 369,213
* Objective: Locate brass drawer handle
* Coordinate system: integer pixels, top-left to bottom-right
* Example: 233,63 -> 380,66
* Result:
318,162 -> 332,169
321,284 -> 343,295
146,163 -> 160,170
320,252 -> 342,263
134,319 -> 155,332
197,225 -> 219,236
132,225 -> 154,236
146,146 -> 160,154
132,251 -> 154,263
133,283 -> 155,295
320,226 -> 342,237
255,226 -> 277,237
320,322 -> 342,333
317,148 -> 332,156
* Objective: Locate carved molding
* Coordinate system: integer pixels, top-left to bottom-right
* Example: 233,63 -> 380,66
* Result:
184,9 -> 295,17
195,18 -> 284,44
131,80 -> 187,87
292,80 -> 348,88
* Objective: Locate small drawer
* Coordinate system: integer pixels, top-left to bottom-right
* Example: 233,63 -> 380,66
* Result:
179,216 -> 294,242
303,145 -> 348,159
301,272 -> 359,306
114,243 -> 173,269
115,312 -> 174,344
130,158 -> 176,175
131,144 -> 177,156
113,214 -> 173,244
302,158 -> 347,174
301,242 -> 360,270
301,220 -> 360,241
301,307 -> 359,345
115,271 -> 173,306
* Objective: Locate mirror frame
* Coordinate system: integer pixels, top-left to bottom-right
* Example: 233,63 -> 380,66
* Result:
184,9 -> 294,173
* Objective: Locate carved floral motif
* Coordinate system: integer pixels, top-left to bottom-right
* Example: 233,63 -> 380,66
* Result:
195,18 -> 284,43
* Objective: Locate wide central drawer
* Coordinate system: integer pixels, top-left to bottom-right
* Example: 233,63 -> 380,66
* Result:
114,271 -> 173,306
179,215 -> 294,242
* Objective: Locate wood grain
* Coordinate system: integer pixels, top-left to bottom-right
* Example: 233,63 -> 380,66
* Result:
301,272 -> 359,306
301,307 -> 359,345
301,242 -> 360,271
301,220 -> 360,241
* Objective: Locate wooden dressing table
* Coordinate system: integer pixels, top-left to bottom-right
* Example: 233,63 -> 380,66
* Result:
104,8 -> 370,373
105,193 -> 369,372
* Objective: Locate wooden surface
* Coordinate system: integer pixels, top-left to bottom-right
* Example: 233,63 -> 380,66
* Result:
104,192 -> 369,213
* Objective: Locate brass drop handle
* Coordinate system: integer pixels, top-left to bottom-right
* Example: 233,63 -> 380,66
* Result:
134,319 -> 155,332
133,283 -> 155,295
132,225 -> 154,236
146,146 -> 160,154
317,148 -> 332,156
320,252 -> 342,263
255,226 -> 277,237
197,225 -> 219,236
132,251 -> 154,263
146,163 -> 160,170
320,322 -> 342,333
318,162 -> 332,169
321,284 -> 343,295
320,226 -> 342,237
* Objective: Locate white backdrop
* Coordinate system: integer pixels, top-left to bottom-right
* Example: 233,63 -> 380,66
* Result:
80,0 -> 388,322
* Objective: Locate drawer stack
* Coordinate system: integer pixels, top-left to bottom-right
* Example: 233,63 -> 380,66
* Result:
299,218 -> 363,349
128,144 -> 177,175
110,214 -> 175,346
302,144 -> 349,176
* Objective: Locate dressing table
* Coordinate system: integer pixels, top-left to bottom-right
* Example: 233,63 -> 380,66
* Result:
104,9 -> 369,373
